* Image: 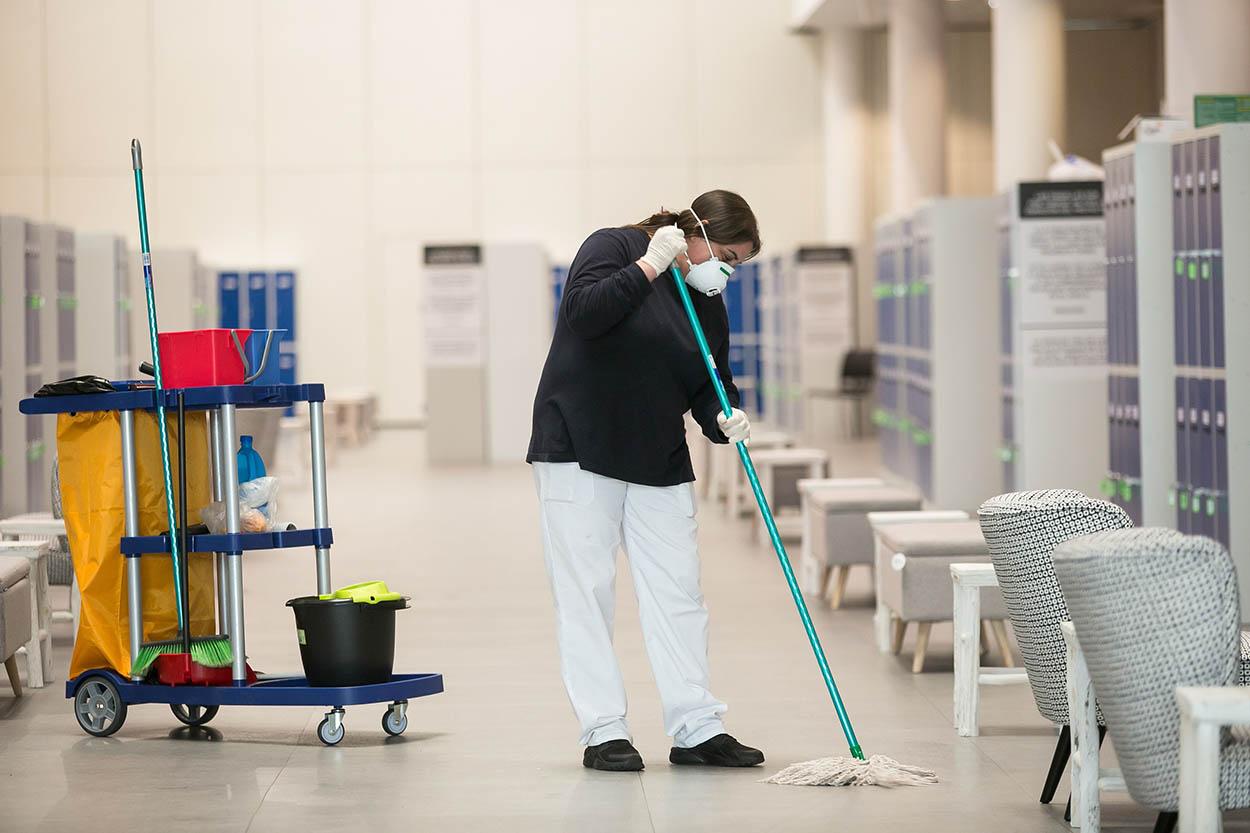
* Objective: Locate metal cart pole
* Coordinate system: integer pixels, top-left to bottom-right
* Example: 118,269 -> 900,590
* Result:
219,403 -> 247,684
309,401 -> 331,595
119,410 -> 144,681
207,410 -> 229,636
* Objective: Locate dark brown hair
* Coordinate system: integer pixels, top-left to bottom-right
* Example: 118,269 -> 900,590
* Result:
631,189 -> 761,259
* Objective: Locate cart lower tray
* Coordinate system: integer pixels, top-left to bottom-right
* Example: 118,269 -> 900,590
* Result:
66,669 -> 444,745
67,669 -> 443,706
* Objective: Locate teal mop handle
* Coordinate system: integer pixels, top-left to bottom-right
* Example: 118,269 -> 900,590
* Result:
132,139 -> 186,633
670,266 -> 864,760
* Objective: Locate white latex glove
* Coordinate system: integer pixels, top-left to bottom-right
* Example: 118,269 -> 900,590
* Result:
638,225 -> 688,276
717,408 -> 750,445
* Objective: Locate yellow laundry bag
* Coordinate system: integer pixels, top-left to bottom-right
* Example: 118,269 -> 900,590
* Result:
58,409 -> 217,678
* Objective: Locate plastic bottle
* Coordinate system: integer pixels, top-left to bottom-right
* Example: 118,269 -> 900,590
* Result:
237,435 -> 267,483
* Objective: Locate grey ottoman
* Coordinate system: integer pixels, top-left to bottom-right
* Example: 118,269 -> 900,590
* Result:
0,554 -> 32,696
806,484 -> 924,609
875,520 -> 1011,673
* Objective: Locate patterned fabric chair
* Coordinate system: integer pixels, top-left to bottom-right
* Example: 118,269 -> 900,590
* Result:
977,489 -> 1132,807
1054,528 -> 1250,833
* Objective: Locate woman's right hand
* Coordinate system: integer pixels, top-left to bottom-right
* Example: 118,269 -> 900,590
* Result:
637,225 -> 688,281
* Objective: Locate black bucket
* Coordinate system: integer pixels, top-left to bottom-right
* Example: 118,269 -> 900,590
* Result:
286,595 -> 408,686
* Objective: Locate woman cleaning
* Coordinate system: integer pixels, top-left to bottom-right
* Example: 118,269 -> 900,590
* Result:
528,189 -> 764,772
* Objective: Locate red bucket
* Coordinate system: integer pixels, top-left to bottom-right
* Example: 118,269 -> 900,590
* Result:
157,329 -> 253,388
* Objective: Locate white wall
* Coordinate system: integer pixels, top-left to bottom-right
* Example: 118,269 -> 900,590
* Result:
0,0 -> 824,414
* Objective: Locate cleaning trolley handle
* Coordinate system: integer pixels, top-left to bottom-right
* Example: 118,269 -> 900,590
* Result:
668,265 -> 864,760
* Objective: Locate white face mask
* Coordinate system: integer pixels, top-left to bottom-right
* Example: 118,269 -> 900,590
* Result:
684,206 -> 733,297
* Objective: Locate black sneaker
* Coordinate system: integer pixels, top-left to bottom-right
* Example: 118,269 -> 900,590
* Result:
583,739 -> 644,772
670,733 -> 765,767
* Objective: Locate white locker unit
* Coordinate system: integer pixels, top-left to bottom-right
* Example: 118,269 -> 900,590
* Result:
0,216 -> 49,515
904,199 -> 1002,510
1101,141 -> 1175,527
1168,125 -> 1250,606
129,248 -> 200,366
999,181 -> 1109,498
758,255 -> 788,429
76,233 -> 135,381
873,215 -> 911,481
789,246 -> 857,441
423,243 -> 551,464
37,224 -> 75,499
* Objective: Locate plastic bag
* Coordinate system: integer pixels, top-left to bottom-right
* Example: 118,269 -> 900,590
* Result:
200,476 -> 280,534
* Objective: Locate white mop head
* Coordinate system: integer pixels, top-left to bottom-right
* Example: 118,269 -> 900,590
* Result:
764,755 -> 939,787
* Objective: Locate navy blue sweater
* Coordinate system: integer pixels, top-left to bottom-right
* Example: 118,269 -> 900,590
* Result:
527,227 -> 738,487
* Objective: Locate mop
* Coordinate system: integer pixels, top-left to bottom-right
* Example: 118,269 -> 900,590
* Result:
669,264 -> 937,788
129,139 -> 231,674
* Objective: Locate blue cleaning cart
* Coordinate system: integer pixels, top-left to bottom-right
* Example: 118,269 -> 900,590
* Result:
21,382 -> 444,746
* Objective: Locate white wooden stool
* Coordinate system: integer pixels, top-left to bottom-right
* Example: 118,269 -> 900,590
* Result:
725,429 -> 793,517
1177,687 -> 1250,833
951,562 -> 1028,736
746,447 -> 828,544
1061,621 -> 1126,833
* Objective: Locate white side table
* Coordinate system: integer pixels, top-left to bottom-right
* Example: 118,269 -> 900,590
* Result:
950,562 -> 1028,737
0,514 -> 76,635
0,540 -> 53,689
1061,621 -> 1126,831
1177,686 -> 1250,833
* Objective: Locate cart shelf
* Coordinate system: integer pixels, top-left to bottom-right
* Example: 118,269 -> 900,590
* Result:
67,670 -> 445,707
121,527 -> 334,556
19,382 -> 325,416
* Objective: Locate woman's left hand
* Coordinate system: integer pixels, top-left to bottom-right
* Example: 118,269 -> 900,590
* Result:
717,408 -> 750,445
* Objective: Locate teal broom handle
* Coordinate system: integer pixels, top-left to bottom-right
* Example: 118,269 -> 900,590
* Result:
669,265 -> 864,760
132,139 -> 186,634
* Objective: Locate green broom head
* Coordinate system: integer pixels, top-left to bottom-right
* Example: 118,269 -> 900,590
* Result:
188,636 -> 233,668
130,635 -> 234,676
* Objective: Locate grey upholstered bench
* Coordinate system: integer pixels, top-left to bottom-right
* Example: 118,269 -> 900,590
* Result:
804,482 -> 923,608
874,519 -> 1011,673
0,554 -> 32,696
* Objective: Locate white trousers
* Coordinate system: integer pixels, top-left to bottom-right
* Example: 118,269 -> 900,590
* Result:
533,462 -> 727,748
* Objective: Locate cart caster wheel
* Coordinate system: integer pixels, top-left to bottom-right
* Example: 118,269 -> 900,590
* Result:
74,675 -> 128,738
317,709 -> 345,746
171,703 -> 220,727
382,704 -> 408,737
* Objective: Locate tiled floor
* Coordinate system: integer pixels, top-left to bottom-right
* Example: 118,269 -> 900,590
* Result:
0,429 -> 1240,831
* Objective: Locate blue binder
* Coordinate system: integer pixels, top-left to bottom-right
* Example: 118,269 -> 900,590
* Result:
247,271 -> 269,332
1212,136 -> 1226,370
1215,379 -> 1229,546
275,271 -> 296,340
218,271 -> 242,329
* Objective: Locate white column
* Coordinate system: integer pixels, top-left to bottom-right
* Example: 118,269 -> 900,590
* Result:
819,28 -> 867,243
992,0 -> 1066,190
1165,0 -> 1250,118
888,0 -> 947,213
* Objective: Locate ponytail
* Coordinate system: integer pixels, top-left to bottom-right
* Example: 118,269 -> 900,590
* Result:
629,190 -> 761,258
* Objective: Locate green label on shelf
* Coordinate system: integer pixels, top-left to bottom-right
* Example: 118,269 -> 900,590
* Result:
1179,492 -> 1190,511
1208,498 -> 1217,517
1188,262 -> 1198,280
1101,478 -> 1117,497
27,294 -> 44,310
1176,258 -> 1184,276
1202,261 -> 1212,280
1168,489 -> 1176,507
1119,481 -> 1133,502
1194,94 -> 1250,128
998,447 -> 1015,463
